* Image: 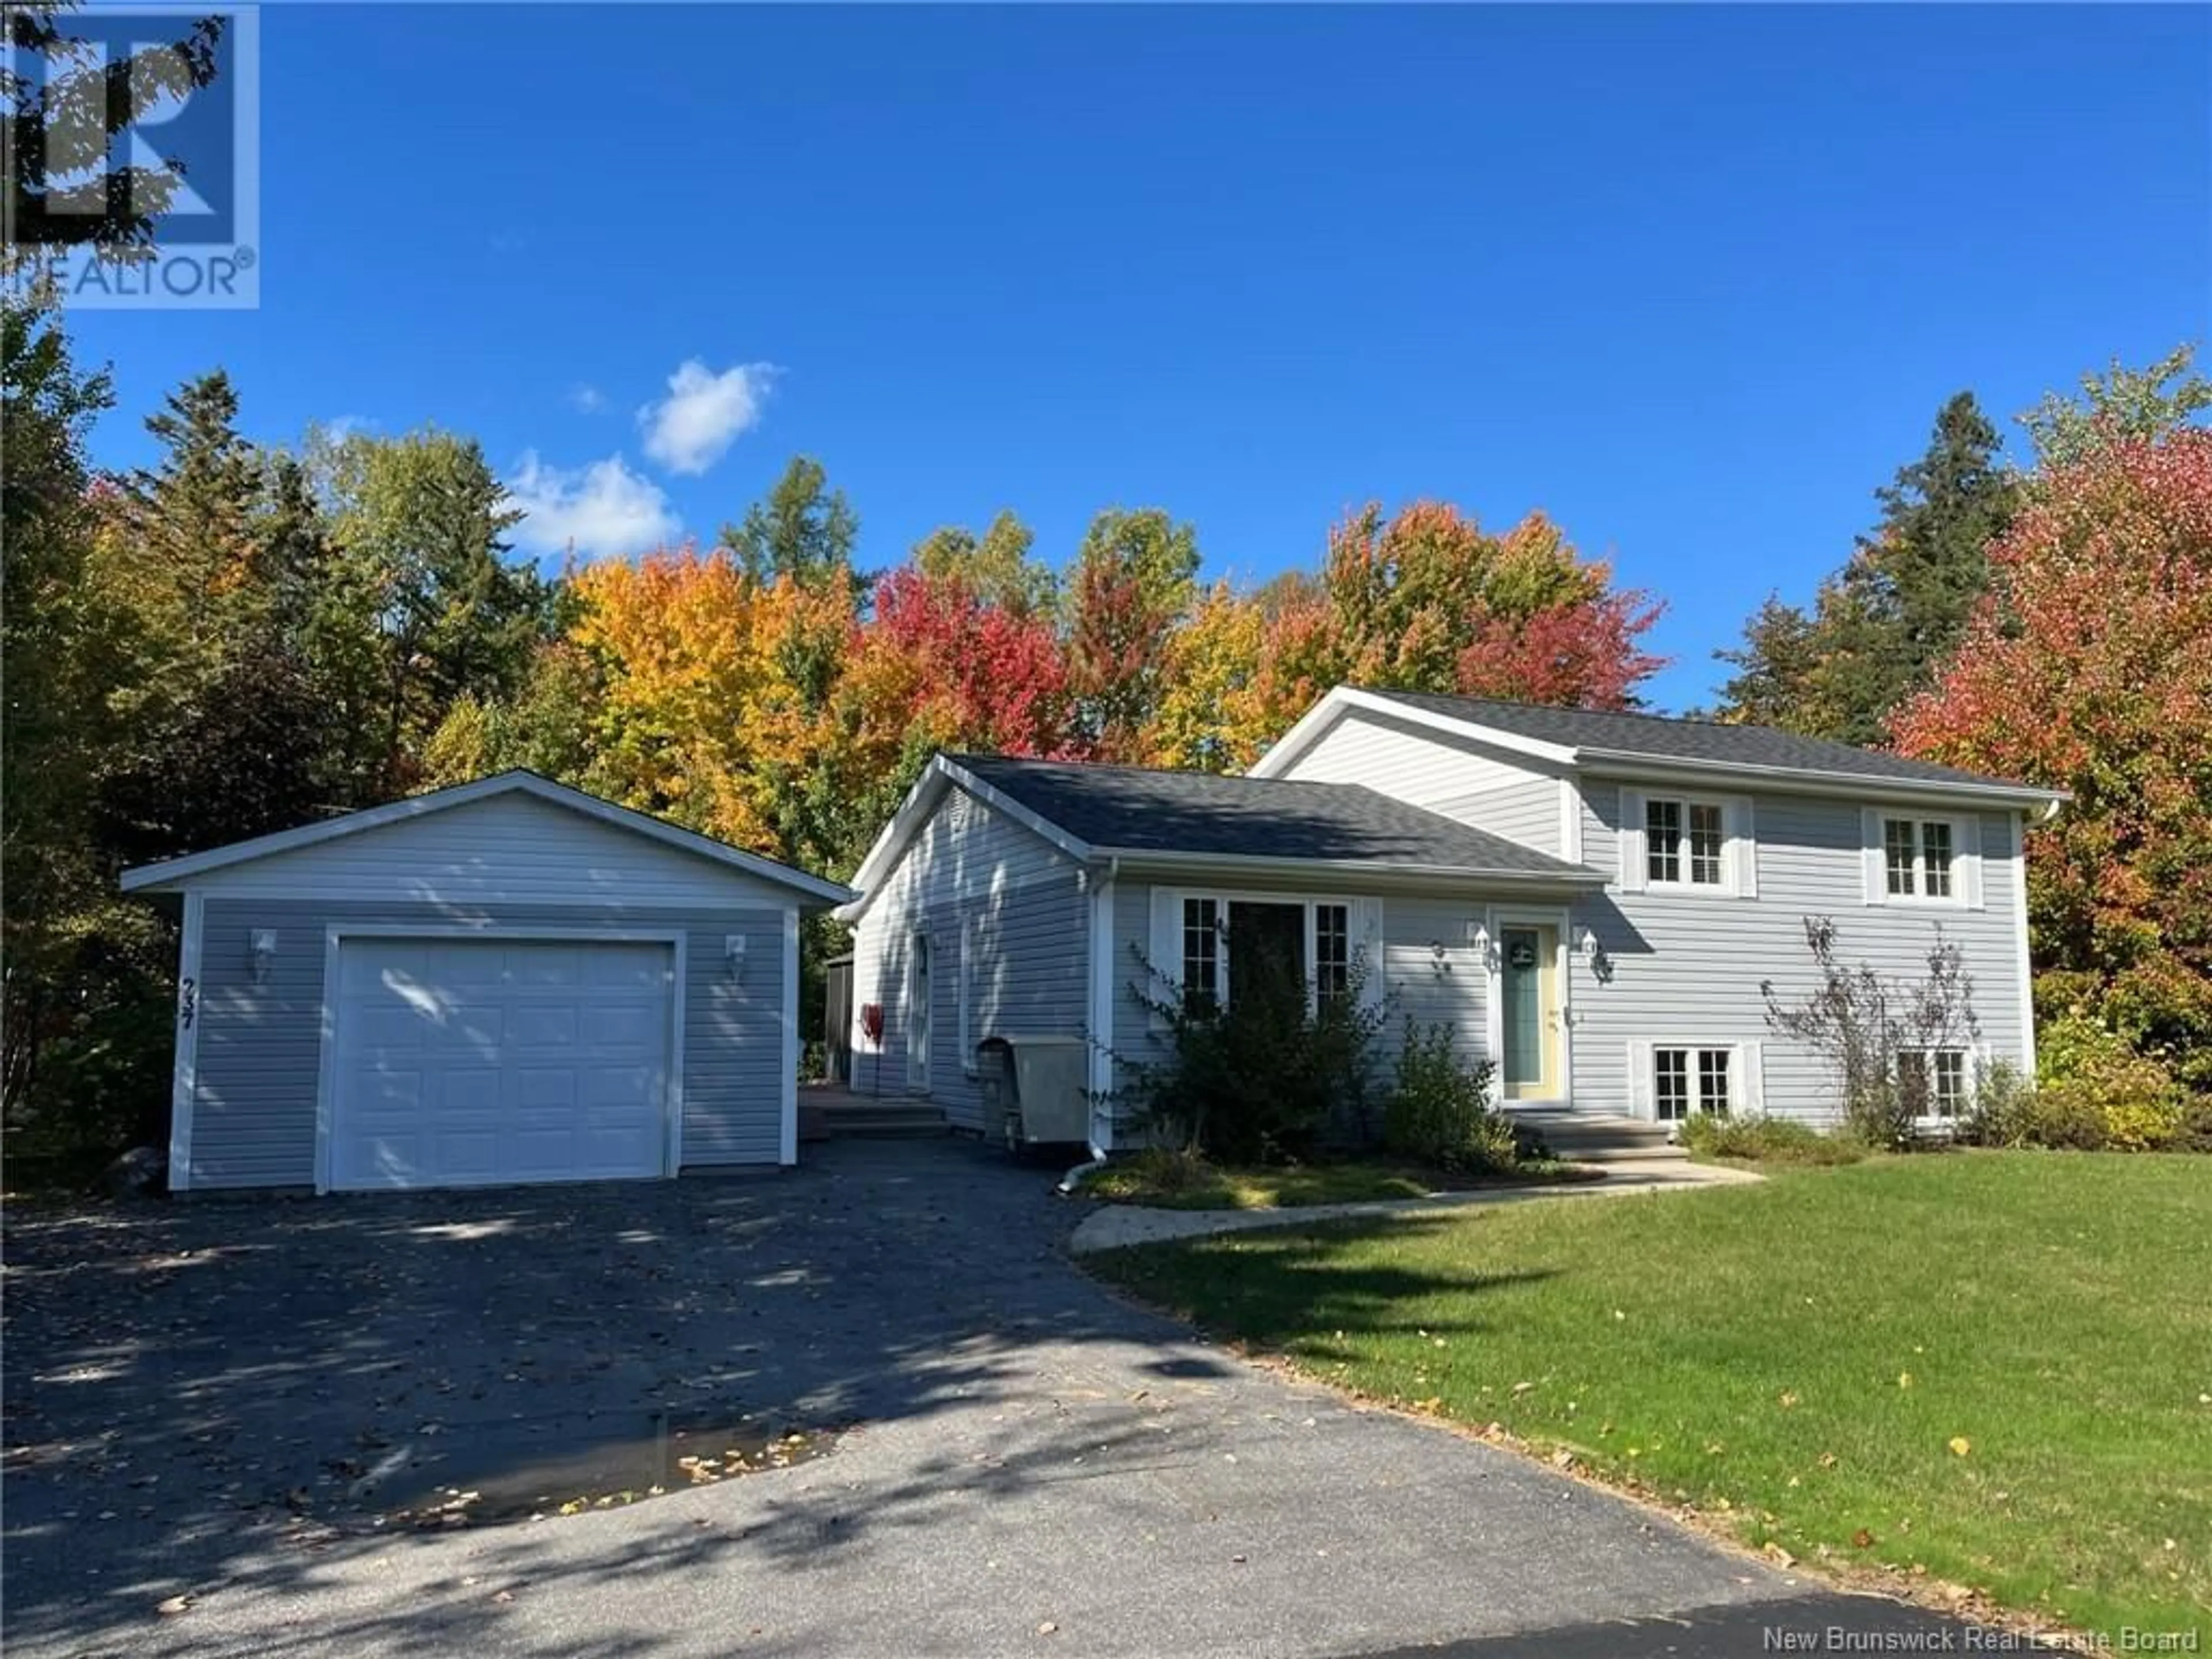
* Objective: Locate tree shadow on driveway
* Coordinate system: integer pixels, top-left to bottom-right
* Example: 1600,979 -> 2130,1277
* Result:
3,1144 -> 1733,1659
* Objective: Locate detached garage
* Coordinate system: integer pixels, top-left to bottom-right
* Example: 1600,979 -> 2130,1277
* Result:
120,772 -> 853,1194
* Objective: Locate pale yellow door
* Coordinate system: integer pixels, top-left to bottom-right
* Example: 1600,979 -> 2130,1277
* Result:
1498,924 -> 1559,1101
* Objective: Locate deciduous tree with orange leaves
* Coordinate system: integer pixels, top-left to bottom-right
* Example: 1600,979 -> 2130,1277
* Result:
1893,427 -> 2212,1088
1304,501 -> 1664,709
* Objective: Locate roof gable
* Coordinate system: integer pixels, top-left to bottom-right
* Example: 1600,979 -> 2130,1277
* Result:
1257,687 -> 2064,805
119,771 -> 853,906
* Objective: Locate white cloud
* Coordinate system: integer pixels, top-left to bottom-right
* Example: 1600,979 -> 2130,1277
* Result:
504,452 -> 680,559
565,383 -> 607,414
638,358 -> 776,475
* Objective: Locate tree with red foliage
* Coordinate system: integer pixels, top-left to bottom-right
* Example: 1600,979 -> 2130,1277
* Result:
1893,428 -> 2212,1088
865,565 -> 1074,757
1063,508 -> 1201,760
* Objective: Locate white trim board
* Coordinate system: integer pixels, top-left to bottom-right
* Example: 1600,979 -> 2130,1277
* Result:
120,770 -> 854,907
779,909 -> 800,1167
309,925 -> 690,1195
1086,876 -> 1116,1157
167,892 -> 206,1193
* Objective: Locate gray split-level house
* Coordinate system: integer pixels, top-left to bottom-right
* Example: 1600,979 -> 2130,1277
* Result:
840,686 -> 2066,1153
123,685 -> 2063,1195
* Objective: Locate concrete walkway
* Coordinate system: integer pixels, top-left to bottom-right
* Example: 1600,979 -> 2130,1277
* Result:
1069,1156 -> 1763,1253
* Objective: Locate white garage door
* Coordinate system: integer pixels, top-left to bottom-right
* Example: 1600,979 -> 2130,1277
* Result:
329,937 -> 675,1191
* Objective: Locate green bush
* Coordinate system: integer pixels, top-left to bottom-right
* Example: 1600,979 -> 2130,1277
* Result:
1962,1035 -> 2203,1153
2177,1096 -> 2212,1154
1118,928 -> 1391,1164
1383,1021 -> 1516,1175
1679,1112 -> 1863,1166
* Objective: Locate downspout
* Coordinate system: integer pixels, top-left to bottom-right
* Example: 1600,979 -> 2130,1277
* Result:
1059,855 -> 1120,1195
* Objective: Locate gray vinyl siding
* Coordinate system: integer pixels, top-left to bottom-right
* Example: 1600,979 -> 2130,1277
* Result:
1570,784 -> 2030,1125
849,787 -> 1089,1129
190,899 -> 786,1190
1378,895 -> 1491,1070
184,790 -> 802,910
1103,880 -> 1495,1144
1276,707 -> 1569,857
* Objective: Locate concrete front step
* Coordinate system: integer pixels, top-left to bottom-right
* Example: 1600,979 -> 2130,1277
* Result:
1508,1111 -> 1687,1163
813,1106 -> 950,1140
797,1086 -> 950,1141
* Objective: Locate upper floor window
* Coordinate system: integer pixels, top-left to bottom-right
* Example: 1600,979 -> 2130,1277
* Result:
1885,817 -> 1957,900
1646,797 -> 1726,888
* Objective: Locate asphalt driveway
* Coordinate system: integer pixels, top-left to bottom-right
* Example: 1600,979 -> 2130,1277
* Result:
5,1139 -> 1950,1658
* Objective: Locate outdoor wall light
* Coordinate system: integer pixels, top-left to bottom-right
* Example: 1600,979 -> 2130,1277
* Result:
724,934 -> 747,983
1575,925 -> 1600,959
249,929 -> 277,986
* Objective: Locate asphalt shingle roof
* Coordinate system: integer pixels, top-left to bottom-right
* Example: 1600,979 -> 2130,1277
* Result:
947,755 -> 1596,877
1357,689 -> 2046,792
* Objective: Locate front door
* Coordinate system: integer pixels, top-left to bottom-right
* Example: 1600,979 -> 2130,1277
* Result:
906,931 -> 931,1093
1498,923 -> 1560,1101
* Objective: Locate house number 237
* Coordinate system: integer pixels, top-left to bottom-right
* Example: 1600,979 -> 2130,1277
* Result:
178,976 -> 196,1029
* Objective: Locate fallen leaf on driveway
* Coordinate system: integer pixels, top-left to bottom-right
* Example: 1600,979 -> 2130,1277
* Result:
157,1595 -> 191,1616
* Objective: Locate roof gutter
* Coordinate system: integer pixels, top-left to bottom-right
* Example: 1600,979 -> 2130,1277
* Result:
1092,847 -> 1605,890
1572,748 -> 2069,811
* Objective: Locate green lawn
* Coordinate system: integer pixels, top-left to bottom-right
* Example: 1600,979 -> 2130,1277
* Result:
1089,1152 -> 2212,1637
1082,1150 -> 1597,1210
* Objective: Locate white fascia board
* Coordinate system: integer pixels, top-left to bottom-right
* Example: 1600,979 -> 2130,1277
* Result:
1247,687 -> 1582,779
834,755 -> 1099,925
119,770 -> 855,906
1575,751 -> 2068,814
1095,847 -> 1606,892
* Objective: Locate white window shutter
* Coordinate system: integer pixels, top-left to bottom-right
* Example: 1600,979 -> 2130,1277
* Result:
1728,796 -> 1759,899
1861,808 -> 1887,906
1147,888 -> 1181,1031
1619,789 -> 1646,893
1960,813 -> 1986,910
1626,1040 -> 1654,1116
1737,1039 -> 1766,1115
1355,897 -> 1387,1012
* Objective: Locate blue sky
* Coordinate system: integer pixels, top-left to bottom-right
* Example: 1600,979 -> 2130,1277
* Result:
71,3 -> 2210,711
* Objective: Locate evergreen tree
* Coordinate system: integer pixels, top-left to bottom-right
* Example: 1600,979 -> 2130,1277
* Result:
1717,391 -> 2018,745
320,429 -> 547,787
724,455 -> 859,588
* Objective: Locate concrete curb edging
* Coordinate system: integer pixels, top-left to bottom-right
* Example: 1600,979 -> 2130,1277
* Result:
1067,1157 -> 1764,1254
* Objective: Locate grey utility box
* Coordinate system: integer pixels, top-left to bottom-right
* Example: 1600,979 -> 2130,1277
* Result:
975,1035 -> 1091,1150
